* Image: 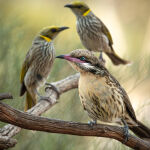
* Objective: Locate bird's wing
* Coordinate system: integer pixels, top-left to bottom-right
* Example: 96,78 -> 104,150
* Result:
101,21 -> 113,46
95,64 -> 137,121
109,73 -> 137,121
20,43 -> 41,84
95,17 -> 113,46
20,50 -> 31,84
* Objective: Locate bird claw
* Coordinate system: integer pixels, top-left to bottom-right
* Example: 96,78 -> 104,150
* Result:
45,83 -> 60,99
88,120 -> 97,127
123,125 -> 129,143
39,96 -> 52,104
122,119 -> 129,143
99,52 -> 106,65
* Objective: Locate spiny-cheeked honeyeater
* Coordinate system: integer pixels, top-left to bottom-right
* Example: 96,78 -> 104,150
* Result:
20,26 -> 69,111
56,49 -> 150,139
65,1 -> 129,65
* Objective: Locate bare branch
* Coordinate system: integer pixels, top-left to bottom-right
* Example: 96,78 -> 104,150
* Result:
0,136 -> 17,149
0,102 -> 150,150
0,93 -> 13,101
0,73 -> 79,147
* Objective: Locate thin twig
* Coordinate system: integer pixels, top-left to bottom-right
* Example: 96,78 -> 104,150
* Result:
0,93 -> 13,101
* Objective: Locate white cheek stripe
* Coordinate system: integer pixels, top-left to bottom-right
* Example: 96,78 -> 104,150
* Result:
82,63 -> 95,69
82,63 -> 101,74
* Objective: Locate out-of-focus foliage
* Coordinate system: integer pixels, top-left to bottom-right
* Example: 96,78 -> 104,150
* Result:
0,0 -> 150,149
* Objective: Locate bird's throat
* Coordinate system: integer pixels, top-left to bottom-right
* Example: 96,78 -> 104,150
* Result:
83,9 -> 91,16
40,35 -> 52,42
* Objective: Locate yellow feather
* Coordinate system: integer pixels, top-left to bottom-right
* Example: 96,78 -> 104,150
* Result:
25,91 -> 36,111
20,63 -> 27,83
83,9 -> 91,16
40,35 -> 51,42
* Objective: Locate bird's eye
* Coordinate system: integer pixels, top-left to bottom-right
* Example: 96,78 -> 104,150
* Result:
51,28 -> 57,33
77,5 -> 82,9
80,56 -> 86,61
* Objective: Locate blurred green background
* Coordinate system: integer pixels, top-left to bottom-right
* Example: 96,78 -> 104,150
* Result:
0,0 -> 150,149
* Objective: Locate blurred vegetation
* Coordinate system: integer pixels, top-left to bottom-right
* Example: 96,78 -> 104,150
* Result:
0,0 -> 150,149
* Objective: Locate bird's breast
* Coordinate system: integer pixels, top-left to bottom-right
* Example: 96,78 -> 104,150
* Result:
76,18 -> 111,52
79,73 -> 125,123
32,43 -> 55,80
79,73 -> 108,99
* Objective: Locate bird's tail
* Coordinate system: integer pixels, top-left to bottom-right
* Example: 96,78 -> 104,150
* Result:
105,47 -> 130,65
130,120 -> 150,138
25,91 -> 36,111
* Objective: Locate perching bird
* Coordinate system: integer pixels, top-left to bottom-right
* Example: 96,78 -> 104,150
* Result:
20,26 -> 69,111
56,49 -> 150,139
65,1 -> 129,65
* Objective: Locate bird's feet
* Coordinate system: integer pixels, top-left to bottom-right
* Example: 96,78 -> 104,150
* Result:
39,95 -> 53,104
99,52 -> 106,66
122,119 -> 129,143
45,83 -> 60,99
88,120 -> 97,127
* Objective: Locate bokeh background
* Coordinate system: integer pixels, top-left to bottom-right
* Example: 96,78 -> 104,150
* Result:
0,0 -> 150,149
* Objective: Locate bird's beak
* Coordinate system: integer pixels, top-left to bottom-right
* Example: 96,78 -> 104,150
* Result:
56,55 -> 85,63
58,27 -> 69,32
56,55 -> 65,59
64,4 -> 73,8
56,55 -> 71,60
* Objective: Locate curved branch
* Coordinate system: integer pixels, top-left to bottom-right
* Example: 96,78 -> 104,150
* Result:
0,93 -> 13,101
0,74 -> 79,146
0,102 -> 149,150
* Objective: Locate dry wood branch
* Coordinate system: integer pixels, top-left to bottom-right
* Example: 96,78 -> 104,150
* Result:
0,136 -> 17,150
0,102 -> 150,150
0,73 -> 79,148
0,93 -> 13,101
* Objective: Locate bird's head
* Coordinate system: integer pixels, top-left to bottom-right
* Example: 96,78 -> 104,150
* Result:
64,1 -> 90,17
38,26 -> 69,42
56,49 -> 104,74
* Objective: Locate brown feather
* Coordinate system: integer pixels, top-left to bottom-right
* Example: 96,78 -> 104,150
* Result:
20,82 -> 26,96
130,120 -> 150,138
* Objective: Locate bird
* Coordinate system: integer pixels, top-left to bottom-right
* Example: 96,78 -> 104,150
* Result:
20,26 -> 69,111
64,1 -> 129,65
56,49 -> 150,139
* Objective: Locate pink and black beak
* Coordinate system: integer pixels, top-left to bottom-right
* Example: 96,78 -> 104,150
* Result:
56,55 -> 85,63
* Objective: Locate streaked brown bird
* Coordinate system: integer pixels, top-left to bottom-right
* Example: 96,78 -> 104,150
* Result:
20,26 -> 69,111
56,49 -> 150,139
65,1 -> 129,65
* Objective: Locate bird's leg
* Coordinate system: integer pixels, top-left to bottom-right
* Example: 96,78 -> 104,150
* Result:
121,119 -> 129,143
99,52 -> 106,65
45,83 -> 60,99
88,120 -> 97,127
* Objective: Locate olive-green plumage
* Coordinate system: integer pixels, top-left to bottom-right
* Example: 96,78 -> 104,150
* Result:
20,26 -> 69,111
56,49 -> 150,138
65,1 -> 129,65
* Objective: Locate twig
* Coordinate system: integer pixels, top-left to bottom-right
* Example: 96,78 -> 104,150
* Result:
0,93 -> 13,101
